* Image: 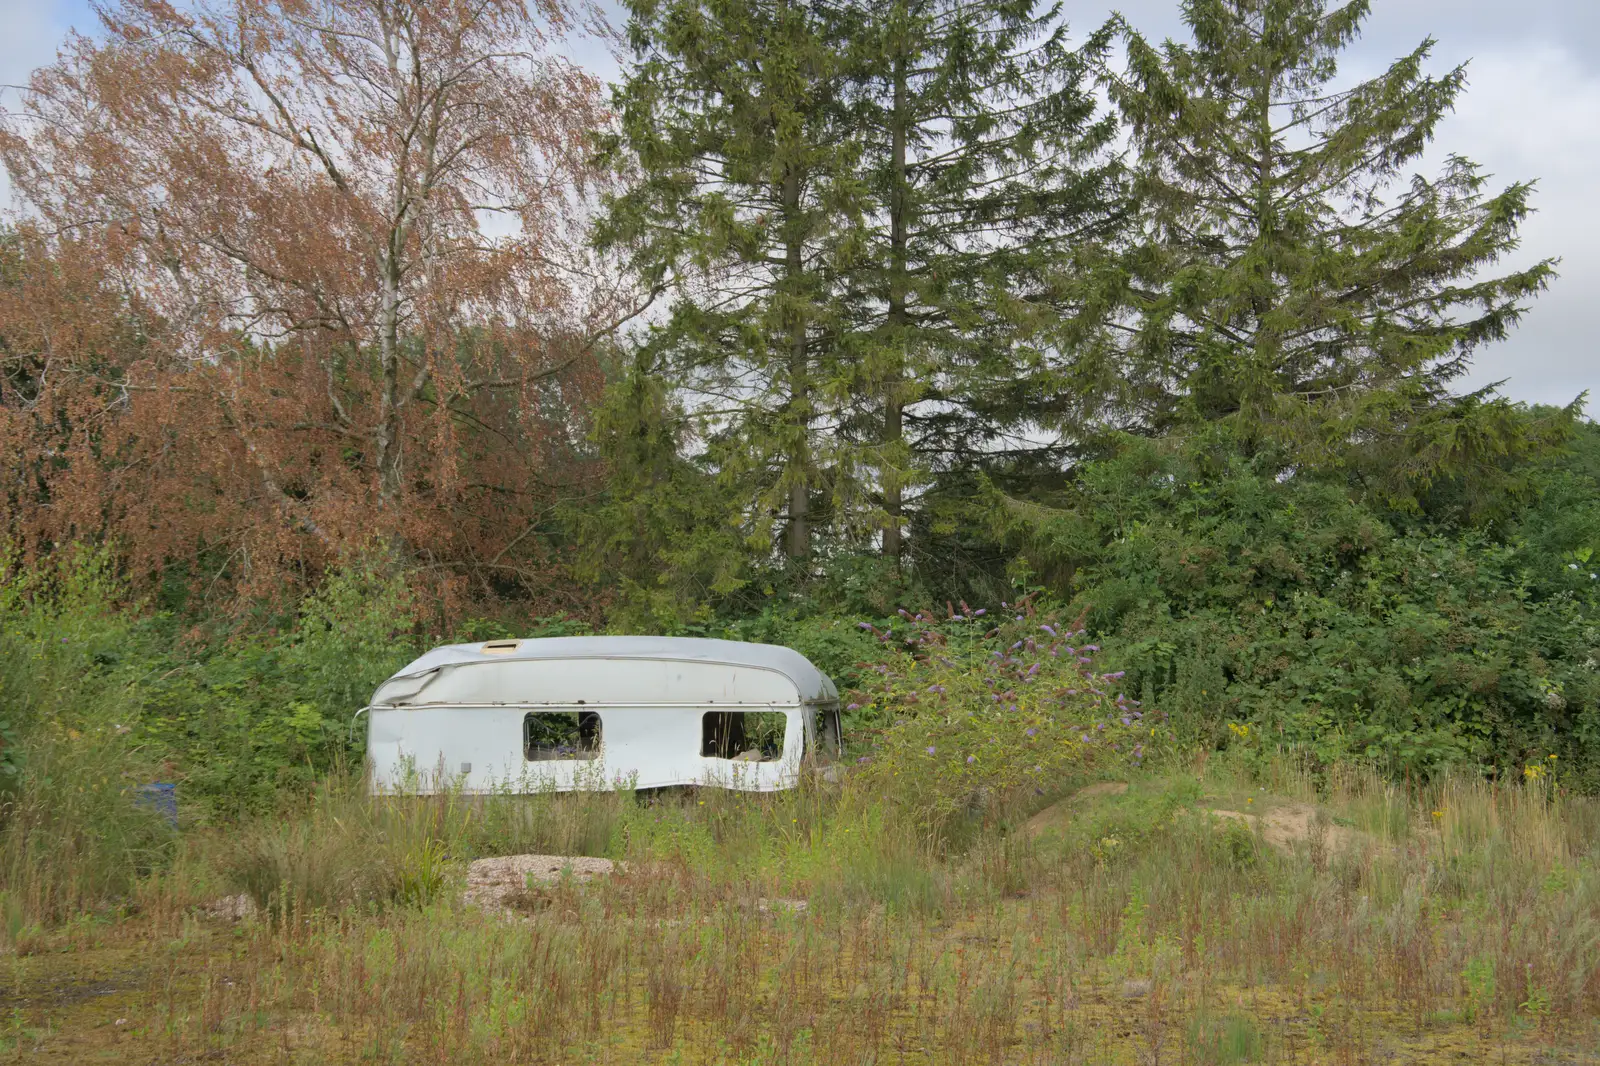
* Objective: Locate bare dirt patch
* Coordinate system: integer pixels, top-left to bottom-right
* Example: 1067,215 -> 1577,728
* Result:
463,854 -> 621,913
755,897 -> 808,915
1206,803 -> 1372,857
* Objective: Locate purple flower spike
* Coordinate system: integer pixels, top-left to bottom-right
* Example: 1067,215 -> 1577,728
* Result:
966,755 -> 976,764
926,745 -> 936,755
847,702 -> 861,710
1078,657 -> 1092,665
1040,624 -> 1057,637
858,622 -> 873,630
1066,689 -> 1078,696
1027,663 -> 1040,677
1085,644 -> 1101,653
1120,716 -> 1131,726
1080,733 -> 1090,742
1016,616 -> 1024,622
1025,727 -> 1037,737
857,755 -> 872,764
973,609 -> 986,617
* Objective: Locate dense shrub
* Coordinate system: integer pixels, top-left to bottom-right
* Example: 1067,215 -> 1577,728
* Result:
0,546 -> 174,919
847,597 -> 1163,837
1029,437 -> 1600,787
137,559 -> 425,815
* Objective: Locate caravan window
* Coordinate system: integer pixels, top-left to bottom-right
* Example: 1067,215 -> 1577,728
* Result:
524,711 -> 601,761
701,710 -> 786,761
816,705 -> 843,760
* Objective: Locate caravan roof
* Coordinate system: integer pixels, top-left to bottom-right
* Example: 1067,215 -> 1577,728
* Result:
371,635 -> 839,707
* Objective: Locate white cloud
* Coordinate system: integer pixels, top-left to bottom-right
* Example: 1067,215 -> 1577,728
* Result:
1446,45 -> 1600,408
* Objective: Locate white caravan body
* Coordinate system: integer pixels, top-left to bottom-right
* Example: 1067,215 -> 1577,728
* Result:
363,636 -> 841,794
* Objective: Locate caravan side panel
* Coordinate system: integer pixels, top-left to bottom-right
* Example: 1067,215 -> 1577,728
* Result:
367,705 -> 804,794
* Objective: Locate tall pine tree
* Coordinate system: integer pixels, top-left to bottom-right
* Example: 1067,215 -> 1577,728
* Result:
841,0 -> 1126,565
1107,0 -> 1558,498
594,0 -> 867,569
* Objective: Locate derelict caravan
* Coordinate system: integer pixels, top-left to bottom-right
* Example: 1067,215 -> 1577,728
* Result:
361,636 -> 842,793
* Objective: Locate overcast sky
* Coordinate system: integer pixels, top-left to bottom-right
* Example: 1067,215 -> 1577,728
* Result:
1,0 -> 1593,411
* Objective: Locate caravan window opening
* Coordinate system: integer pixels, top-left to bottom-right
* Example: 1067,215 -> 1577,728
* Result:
524,711 -> 601,761
817,705 -> 843,760
701,710 -> 787,761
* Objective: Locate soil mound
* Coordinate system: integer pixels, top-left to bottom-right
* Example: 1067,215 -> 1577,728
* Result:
1023,781 -> 1129,838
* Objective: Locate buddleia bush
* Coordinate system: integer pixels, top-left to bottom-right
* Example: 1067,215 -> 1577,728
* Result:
848,596 -> 1166,838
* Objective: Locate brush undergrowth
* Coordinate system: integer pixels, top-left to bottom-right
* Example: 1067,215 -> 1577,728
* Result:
3,551 -> 1599,1061
3,760 -> 1595,1064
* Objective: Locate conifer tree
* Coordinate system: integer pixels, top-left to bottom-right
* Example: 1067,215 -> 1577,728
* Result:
1107,0 -> 1557,491
594,0 -> 867,567
569,345 -> 754,627
842,0 -> 1125,564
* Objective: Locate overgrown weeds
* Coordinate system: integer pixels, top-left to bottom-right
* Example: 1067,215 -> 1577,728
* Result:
7,759 -> 1596,1063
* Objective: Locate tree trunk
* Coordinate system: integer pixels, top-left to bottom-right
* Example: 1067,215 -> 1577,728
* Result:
782,162 -> 810,562
883,43 -> 909,566
1245,72 -> 1278,449
376,237 -> 404,506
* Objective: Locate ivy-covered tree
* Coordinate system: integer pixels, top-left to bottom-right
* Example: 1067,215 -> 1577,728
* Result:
841,0 -> 1126,565
1107,0 -> 1562,503
594,0 -> 868,568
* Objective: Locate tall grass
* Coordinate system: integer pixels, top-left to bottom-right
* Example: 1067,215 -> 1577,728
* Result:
0,546 -> 174,929
221,775 -> 635,915
0,760 -> 1576,1064
1,742 -> 1598,1062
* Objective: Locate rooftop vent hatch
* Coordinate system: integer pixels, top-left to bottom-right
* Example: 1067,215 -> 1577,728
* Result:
482,640 -> 521,655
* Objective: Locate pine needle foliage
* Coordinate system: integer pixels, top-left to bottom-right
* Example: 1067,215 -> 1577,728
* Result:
594,0 -> 871,567
837,0 -> 1128,560
1106,0 -> 1560,505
